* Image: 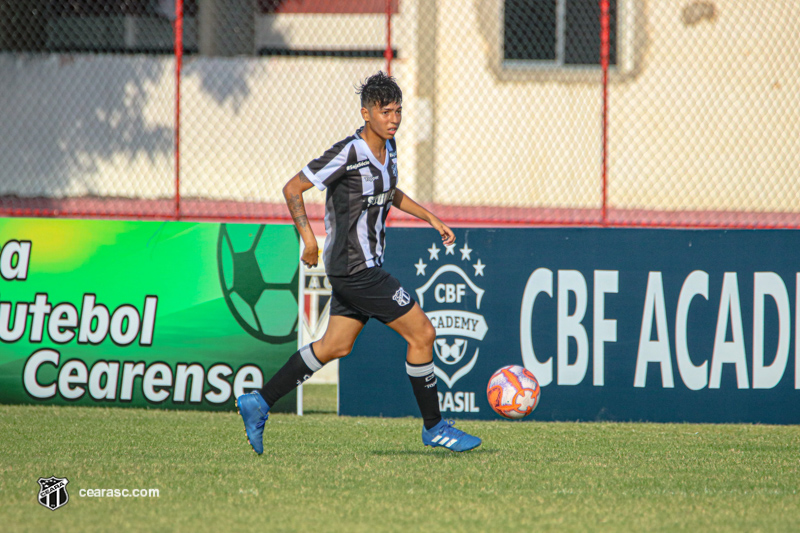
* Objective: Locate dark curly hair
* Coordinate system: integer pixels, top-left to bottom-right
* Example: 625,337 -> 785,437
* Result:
356,71 -> 402,109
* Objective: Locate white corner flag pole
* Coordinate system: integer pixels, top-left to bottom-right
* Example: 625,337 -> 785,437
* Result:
296,241 -> 306,416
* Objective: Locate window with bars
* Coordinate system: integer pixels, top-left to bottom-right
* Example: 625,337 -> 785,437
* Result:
503,0 -> 617,69
0,0 -> 394,56
0,1 -> 183,53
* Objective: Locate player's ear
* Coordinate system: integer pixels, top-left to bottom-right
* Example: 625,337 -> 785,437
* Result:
361,106 -> 370,122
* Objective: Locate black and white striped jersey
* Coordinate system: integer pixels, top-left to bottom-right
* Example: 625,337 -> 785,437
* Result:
302,127 -> 399,277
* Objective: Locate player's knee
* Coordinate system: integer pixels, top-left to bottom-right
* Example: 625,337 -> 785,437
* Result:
332,345 -> 353,359
412,320 -> 436,349
424,321 -> 437,347
314,344 -> 341,363
322,342 -> 354,361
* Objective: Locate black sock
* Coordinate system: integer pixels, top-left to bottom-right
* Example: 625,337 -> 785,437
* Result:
407,361 -> 442,430
260,344 -> 323,407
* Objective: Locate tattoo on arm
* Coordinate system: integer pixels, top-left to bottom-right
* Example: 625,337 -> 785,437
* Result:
287,192 -> 309,229
294,215 -> 309,229
299,173 -> 312,185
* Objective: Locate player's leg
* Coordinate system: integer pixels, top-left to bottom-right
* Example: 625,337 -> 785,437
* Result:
311,315 -> 366,364
385,301 -> 437,365
387,304 -> 481,452
260,315 -> 364,408
386,303 -> 440,428
237,309 -> 364,455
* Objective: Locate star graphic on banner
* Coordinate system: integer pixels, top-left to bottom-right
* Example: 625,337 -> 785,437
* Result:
415,258 -> 428,276
445,242 -> 456,255
427,243 -> 440,260
460,243 -> 473,261
473,259 -> 486,277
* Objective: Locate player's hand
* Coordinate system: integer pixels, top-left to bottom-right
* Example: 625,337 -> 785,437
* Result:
431,218 -> 456,246
301,242 -> 319,268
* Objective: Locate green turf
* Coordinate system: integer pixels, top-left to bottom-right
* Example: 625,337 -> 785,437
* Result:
2,385 -> 798,532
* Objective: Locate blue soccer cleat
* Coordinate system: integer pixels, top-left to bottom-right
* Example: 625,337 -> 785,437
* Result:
236,391 -> 270,455
422,419 -> 481,452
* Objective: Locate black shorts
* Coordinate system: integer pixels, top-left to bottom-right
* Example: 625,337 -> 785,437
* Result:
328,266 -> 416,324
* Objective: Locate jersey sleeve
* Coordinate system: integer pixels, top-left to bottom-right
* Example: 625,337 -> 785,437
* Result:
301,141 -> 352,191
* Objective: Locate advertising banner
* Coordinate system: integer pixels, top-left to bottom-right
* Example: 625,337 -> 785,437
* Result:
0,218 -> 299,411
340,228 -> 800,423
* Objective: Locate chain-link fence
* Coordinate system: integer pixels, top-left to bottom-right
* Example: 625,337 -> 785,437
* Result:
1,1 -> 798,227
179,0 -> 392,220
0,0 -> 177,218
608,1 -> 800,227
394,0 -> 610,225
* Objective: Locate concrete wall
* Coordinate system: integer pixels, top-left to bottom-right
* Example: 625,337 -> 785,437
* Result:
608,0 -> 800,212
0,1 -> 797,214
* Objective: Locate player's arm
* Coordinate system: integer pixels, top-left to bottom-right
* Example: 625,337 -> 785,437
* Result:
283,172 -> 319,267
393,188 -> 455,245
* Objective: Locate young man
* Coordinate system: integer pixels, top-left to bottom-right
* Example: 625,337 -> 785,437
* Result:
236,72 -> 480,454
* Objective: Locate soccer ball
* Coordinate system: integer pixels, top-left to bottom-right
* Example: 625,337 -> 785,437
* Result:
217,223 -> 299,343
486,365 -> 541,419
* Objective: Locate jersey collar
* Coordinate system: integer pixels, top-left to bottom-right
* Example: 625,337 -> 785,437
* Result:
355,127 -> 390,169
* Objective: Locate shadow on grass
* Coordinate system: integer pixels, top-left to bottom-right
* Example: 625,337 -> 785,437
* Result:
370,448 -> 501,456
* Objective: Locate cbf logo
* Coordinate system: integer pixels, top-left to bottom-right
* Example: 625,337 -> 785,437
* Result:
38,476 -> 69,511
414,241 -> 488,413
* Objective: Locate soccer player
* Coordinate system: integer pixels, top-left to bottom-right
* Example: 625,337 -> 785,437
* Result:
236,72 -> 481,454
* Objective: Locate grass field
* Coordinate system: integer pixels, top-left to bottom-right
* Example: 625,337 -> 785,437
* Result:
2,384 -> 799,533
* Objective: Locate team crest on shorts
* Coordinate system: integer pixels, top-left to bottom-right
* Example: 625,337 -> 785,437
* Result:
38,476 -> 69,511
392,287 -> 411,306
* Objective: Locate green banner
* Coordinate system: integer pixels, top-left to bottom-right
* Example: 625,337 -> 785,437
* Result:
0,218 -> 299,411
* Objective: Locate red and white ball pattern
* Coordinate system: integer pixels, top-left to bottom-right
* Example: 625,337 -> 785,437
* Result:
486,365 -> 541,419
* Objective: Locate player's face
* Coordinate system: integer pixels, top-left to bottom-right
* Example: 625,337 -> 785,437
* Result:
363,102 -> 402,140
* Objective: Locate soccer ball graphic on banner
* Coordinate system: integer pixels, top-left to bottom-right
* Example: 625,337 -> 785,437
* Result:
217,224 -> 299,343
486,365 -> 541,419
